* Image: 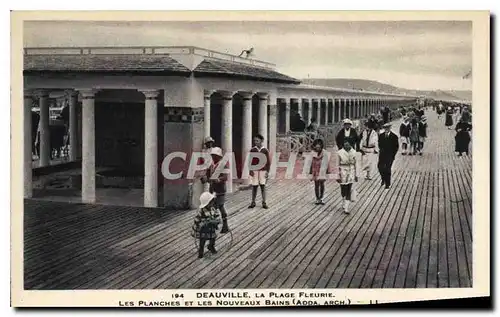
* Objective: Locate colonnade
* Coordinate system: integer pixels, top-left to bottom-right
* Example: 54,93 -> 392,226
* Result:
278,96 -> 406,133
24,88 -> 161,208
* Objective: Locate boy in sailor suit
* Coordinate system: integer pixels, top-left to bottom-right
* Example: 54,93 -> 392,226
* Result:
360,122 -> 379,180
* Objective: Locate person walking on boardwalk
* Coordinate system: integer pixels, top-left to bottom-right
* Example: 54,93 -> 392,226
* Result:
201,147 -> 230,234
381,106 -> 391,124
360,122 -> 379,180
336,141 -> 358,214
309,138 -> 332,205
200,136 -> 216,191
417,116 -> 428,155
460,106 -> 472,124
192,192 -> 221,258
248,134 -> 271,209
454,118 -> 472,156
445,106 -> 454,129
335,118 -> 360,151
408,116 -> 420,156
437,102 -> 444,119
378,123 -> 399,189
399,117 -> 411,155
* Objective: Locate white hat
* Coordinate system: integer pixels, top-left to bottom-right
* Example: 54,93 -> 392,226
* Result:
204,136 -> 215,144
210,147 -> 223,157
199,192 -> 216,208
343,118 -> 353,125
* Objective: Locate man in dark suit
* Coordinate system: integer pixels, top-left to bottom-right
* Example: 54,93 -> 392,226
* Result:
335,118 -> 360,151
378,122 -> 399,189
381,106 -> 391,124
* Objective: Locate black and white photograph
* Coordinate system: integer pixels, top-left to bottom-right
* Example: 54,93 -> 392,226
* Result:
10,10 -> 490,307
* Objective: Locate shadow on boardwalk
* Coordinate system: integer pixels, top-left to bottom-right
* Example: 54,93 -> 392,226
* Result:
23,111 -> 472,289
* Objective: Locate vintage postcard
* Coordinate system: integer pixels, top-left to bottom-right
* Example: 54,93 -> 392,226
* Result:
10,11 -> 490,307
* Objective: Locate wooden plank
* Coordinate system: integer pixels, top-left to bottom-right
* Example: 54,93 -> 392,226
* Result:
78,180 -> 293,289
245,177 -> 376,289
316,168 -> 410,288
342,170 -> 408,288
369,168 -> 420,288
402,170 -> 430,288
357,169 -> 413,288
444,169 -> 460,287
448,168 -> 472,287
437,169 -> 450,287
381,169 -> 423,288
263,175 -> 380,289
424,171 -> 439,287
113,180 -> 301,289
135,180 -> 320,289
331,167 -> 418,288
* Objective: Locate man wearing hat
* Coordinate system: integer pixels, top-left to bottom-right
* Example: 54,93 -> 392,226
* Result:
360,121 -> 379,180
378,123 -> 399,189
335,118 -> 360,152
199,136 -> 216,191
381,106 -> 391,124
201,146 -> 230,233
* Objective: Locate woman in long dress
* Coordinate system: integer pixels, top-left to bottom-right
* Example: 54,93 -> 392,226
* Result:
455,118 -> 472,156
445,107 -> 454,129
336,141 -> 358,214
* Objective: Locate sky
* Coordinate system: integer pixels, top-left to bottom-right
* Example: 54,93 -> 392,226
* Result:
24,20 -> 473,91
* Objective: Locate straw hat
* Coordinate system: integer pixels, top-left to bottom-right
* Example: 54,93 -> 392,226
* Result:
210,147 -> 223,157
343,118 -> 353,125
199,192 -> 216,208
382,123 -> 392,128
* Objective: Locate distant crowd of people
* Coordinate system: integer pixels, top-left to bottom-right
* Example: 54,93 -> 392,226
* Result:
434,102 -> 472,156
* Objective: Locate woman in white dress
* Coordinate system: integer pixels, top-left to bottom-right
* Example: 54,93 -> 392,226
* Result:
336,141 -> 359,214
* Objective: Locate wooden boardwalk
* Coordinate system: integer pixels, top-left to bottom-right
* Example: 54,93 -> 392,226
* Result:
23,111 -> 472,289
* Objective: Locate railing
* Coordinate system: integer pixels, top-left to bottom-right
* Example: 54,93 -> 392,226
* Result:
276,119 -> 371,156
23,45 -> 276,70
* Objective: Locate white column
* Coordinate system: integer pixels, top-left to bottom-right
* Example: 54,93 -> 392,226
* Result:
296,98 -> 303,119
284,99 -> 291,133
141,89 -> 160,208
258,93 -> 268,143
79,89 -> 97,203
336,99 -> 341,121
307,99 -> 313,124
325,99 -> 330,125
24,91 -> 33,198
221,91 -> 234,193
315,99 -> 321,125
241,92 -> 253,186
37,90 -> 50,167
66,90 -> 79,161
203,90 -> 213,138
268,91 -> 278,156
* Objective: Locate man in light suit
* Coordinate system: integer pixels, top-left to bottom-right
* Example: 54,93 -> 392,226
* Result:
360,122 -> 379,180
378,123 -> 399,189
